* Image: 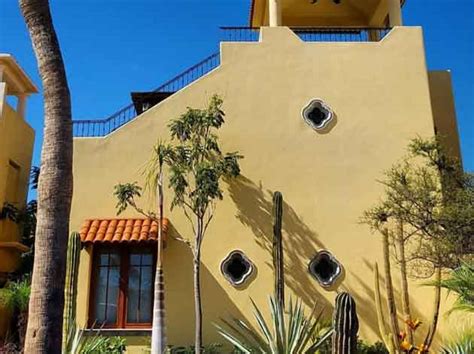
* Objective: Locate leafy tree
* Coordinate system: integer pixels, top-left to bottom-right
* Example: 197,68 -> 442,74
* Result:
362,137 -> 473,351
115,95 -> 242,353
20,0 -> 74,352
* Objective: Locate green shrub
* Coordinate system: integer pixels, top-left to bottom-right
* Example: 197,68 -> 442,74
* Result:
165,343 -> 222,353
356,340 -> 389,354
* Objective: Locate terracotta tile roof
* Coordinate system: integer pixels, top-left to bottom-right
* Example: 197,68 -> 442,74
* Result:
80,218 -> 169,244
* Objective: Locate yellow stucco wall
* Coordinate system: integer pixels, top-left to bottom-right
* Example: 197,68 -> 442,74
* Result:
71,27 -> 462,352
0,100 -> 35,275
428,70 -> 462,162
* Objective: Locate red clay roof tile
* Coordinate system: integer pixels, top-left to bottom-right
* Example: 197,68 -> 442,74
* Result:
79,218 -> 169,245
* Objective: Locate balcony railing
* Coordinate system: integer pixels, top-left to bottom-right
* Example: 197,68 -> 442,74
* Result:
73,52 -> 220,137
220,27 -> 392,43
74,26 -> 392,138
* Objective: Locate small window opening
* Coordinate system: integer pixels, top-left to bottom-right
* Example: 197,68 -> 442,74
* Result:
308,251 -> 342,288
221,251 -> 254,286
302,99 -> 334,131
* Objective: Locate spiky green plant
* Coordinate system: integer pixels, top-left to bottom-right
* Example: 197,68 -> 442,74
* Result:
216,296 -> 332,354
64,319 -> 126,354
441,327 -> 474,354
432,262 -> 474,314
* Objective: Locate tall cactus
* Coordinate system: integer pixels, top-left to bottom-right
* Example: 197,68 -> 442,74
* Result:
62,232 -> 81,351
272,191 -> 284,308
332,292 -> 359,354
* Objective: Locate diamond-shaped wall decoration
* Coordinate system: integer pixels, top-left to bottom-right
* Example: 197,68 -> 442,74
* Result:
221,250 -> 255,287
302,99 -> 334,131
308,250 -> 342,288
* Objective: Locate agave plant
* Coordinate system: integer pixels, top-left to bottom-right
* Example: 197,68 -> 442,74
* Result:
63,319 -> 126,354
216,296 -> 332,354
441,327 -> 474,354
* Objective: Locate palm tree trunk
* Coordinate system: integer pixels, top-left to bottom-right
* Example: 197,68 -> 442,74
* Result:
396,223 -> 413,343
151,169 -> 166,354
382,229 -> 400,354
19,1 -> 73,353
194,217 -> 203,354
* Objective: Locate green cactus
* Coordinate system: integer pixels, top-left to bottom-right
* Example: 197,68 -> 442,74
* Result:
272,191 -> 284,308
332,292 -> 359,354
62,232 -> 81,352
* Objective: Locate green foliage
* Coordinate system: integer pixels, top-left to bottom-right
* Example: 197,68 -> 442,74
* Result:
356,340 -> 389,354
441,327 -> 474,354
165,343 -> 222,353
429,261 -> 474,314
0,279 -> 30,312
362,137 -> 473,276
216,296 -> 331,354
165,95 -> 242,216
64,320 -> 126,354
114,182 -> 143,215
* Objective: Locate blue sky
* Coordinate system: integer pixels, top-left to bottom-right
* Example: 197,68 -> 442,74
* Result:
1,0 -> 473,181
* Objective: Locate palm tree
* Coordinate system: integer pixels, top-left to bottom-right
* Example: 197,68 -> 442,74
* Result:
19,0 -> 73,352
147,143 -> 173,353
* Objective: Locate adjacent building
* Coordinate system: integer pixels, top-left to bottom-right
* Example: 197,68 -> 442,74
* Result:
71,0 -> 462,352
0,54 -> 37,336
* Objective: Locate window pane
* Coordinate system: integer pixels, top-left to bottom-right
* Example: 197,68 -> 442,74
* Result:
127,265 -> 140,323
93,249 -> 120,326
127,249 -> 154,323
139,265 -> 153,322
95,267 -> 108,322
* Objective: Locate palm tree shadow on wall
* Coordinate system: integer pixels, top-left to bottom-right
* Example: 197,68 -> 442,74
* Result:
227,175 -> 332,313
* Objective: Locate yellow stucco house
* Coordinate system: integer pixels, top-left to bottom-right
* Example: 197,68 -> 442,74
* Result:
0,54 -> 37,336
71,0 -> 462,352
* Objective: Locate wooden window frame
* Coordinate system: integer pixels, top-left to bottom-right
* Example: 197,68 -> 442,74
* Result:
88,244 -> 155,329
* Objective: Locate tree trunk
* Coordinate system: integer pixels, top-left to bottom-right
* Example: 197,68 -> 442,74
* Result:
396,223 -> 413,343
151,169 -> 166,354
19,1 -> 73,353
425,266 -> 441,349
382,229 -> 400,354
194,218 -> 203,354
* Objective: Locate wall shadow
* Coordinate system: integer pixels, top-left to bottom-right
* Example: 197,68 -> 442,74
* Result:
164,226 -> 253,348
342,258 -> 434,345
227,175 -> 333,315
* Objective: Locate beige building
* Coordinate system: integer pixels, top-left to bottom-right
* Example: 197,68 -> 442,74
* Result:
0,54 -> 37,337
71,0 -> 462,352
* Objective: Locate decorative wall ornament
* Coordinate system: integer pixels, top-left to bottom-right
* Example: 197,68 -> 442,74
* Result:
302,99 -> 334,131
308,250 -> 342,288
221,250 -> 255,287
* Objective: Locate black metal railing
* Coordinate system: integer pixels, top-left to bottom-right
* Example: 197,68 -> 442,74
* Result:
219,26 -> 392,43
73,52 -> 221,137
292,27 -> 392,42
220,27 -> 261,42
